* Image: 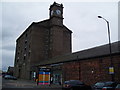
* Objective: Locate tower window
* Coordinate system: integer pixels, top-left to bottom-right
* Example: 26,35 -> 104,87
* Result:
24,54 -> 26,56
17,51 -> 20,54
17,57 -> 19,59
25,40 -> 27,43
25,33 -> 27,37
28,50 -> 31,56
24,46 -> 27,51
24,56 -> 26,60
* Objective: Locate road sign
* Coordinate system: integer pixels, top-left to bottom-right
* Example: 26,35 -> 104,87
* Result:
109,67 -> 114,74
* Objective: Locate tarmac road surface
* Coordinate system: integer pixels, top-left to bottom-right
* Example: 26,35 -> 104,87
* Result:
2,78 -> 62,90
2,89 -> 62,90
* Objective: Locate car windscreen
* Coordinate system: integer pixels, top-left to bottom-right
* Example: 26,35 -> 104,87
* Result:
95,82 -> 105,87
116,84 -> 120,88
5,75 -> 11,77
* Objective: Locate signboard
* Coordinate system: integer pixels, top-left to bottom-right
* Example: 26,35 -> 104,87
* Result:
109,67 -> 114,74
38,68 -> 50,85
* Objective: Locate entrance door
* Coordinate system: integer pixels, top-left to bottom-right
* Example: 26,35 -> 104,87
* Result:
53,74 -> 61,84
18,69 -> 21,78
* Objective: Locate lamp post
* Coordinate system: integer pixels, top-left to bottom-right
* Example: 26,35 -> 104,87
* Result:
98,16 -> 114,81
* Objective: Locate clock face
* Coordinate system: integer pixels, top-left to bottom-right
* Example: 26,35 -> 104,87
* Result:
51,10 -> 54,16
56,10 -> 61,15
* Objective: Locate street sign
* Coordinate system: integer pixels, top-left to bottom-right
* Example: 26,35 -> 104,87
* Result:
109,67 -> 114,74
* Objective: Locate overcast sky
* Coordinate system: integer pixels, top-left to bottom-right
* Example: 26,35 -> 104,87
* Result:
1,0 -> 119,71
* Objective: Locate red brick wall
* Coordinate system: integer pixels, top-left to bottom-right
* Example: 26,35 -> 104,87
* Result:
62,62 -> 80,81
112,55 -> 120,82
62,54 -> 120,85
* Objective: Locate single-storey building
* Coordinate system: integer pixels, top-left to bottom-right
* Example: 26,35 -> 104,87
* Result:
33,41 -> 120,85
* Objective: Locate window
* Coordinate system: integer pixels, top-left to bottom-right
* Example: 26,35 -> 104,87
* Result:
28,50 -> 31,56
17,51 -> 20,54
24,54 -> 26,56
25,33 -> 27,37
24,56 -> 26,60
25,40 -> 27,43
24,47 -> 27,51
17,57 -> 19,59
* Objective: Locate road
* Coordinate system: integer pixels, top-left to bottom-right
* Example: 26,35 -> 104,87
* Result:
2,78 -> 62,90
2,89 -> 62,90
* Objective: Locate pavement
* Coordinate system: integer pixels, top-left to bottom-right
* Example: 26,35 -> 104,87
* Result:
15,79 -> 62,88
35,84 -> 62,88
2,78 -> 62,88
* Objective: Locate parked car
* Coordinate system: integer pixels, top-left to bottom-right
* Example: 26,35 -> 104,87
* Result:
62,80 -> 92,90
93,81 -> 118,90
4,75 -> 17,80
102,81 -> 118,90
115,84 -> 120,90
93,82 -> 106,90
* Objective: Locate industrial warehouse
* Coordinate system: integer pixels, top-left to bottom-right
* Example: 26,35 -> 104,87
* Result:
14,2 -> 120,85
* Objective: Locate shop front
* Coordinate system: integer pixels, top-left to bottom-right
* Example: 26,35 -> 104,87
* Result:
50,63 -> 63,85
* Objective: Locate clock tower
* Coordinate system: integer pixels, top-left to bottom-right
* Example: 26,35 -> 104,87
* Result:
48,2 -> 72,58
49,2 -> 63,26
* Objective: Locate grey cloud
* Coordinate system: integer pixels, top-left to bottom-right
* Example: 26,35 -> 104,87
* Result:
1,2 -> 118,71
2,50 -> 15,71
2,45 -> 15,51
2,30 -> 14,40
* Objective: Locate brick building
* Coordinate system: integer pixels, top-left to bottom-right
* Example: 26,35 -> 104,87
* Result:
7,66 -> 14,76
14,2 -> 120,85
14,2 -> 72,80
36,41 -> 120,85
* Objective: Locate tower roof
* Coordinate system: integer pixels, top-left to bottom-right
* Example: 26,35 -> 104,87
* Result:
49,2 -> 63,10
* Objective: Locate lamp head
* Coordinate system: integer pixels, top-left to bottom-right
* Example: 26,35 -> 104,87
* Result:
98,16 -> 102,18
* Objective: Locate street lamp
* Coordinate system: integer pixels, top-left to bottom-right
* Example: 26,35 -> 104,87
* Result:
98,16 -> 114,81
